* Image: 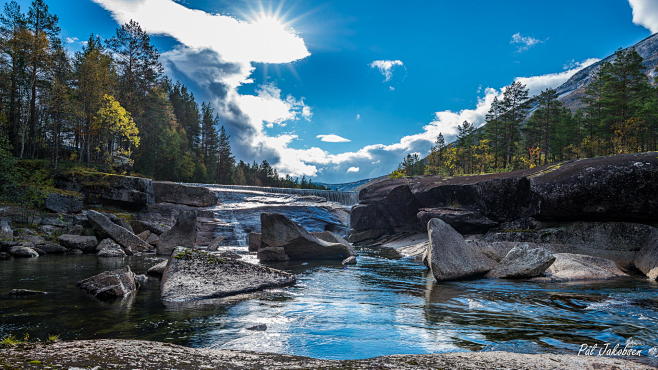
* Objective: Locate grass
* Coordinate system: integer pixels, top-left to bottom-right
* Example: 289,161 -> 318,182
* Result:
0,333 -> 60,348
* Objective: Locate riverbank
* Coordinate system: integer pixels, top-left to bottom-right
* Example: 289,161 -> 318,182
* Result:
0,339 -> 652,369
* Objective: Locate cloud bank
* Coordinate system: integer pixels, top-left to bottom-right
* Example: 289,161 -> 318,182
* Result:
317,134 -> 351,143
628,0 -> 658,33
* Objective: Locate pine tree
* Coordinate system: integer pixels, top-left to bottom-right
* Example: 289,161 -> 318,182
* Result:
499,81 -> 529,167
525,89 -> 566,164
216,125 -> 234,184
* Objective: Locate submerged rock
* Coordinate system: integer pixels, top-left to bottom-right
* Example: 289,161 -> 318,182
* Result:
425,218 -> 496,281
486,244 -> 555,279
153,181 -> 218,207
77,267 -> 137,300
156,211 -> 198,255
539,253 -> 629,282
9,245 -> 39,258
87,210 -> 151,254
58,234 -> 98,253
160,247 -> 296,302
260,213 -> 354,261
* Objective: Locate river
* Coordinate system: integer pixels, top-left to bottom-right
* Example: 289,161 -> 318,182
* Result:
1,186 -> 657,361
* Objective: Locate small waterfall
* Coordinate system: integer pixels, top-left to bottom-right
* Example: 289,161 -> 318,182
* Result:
207,184 -> 359,206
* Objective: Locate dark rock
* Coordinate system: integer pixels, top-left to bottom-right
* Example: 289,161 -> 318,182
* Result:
9,245 -> 39,258
634,232 -> 658,280
156,211 -> 198,255
342,256 -> 357,265
153,181 -> 218,207
351,184 -> 422,236
538,253 -> 629,282
8,289 -> 47,296
257,247 -> 289,262
0,219 -> 13,240
247,232 -> 261,252
426,218 -> 496,281
146,260 -> 168,277
347,228 -> 387,244
58,234 -> 98,252
38,225 -> 61,236
38,243 -> 68,254
96,239 -> 127,258
20,235 -> 47,246
44,193 -> 83,214
417,208 -> 498,234
486,244 -> 555,279
87,210 -> 151,254
146,233 -> 160,245
130,220 -> 168,235
246,324 -> 267,331
55,171 -> 154,210
77,267 -> 138,300
137,230 -> 151,241
104,213 -> 134,233
260,213 -> 354,261
161,247 -> 296,301
67,248 -> 83,255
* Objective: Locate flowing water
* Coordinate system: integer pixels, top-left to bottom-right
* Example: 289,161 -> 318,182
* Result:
1,187 -> 658,363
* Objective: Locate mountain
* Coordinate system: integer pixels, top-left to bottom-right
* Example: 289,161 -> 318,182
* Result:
316,178 -> 376,192
555,33 -> 658,110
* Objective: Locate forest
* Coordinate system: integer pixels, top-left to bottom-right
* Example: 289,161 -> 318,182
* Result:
394,48 -> 658,177
0,0 -> 326,192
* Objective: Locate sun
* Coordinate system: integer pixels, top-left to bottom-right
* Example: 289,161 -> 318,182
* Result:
251,12 -> 289,32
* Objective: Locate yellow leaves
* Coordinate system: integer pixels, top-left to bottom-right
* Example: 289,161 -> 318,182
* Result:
93,94 -> 140,149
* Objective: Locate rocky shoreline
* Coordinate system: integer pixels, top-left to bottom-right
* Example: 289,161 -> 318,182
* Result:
0,339 -> 652,369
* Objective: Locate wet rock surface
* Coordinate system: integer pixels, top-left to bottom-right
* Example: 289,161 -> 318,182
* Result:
146,260 -> 168,277
537,253 -> 629,282
153,181 -> 218,207
161,247 -> 296,302
156,210 -> 198,255
486,244 -> 555,279
426,219 -> 496,281
96,239 -> 127,258
76,267 -> 137,300
0,339 -> 651,370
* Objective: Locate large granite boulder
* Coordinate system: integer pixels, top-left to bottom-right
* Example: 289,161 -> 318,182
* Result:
259,213 -> 354,261
153,182 -> 218,207
38,243 -> 68,254
417,208 -> 498,234
156,211 -> 198,255
55,171 -> 154,210
96,239 -> 127,258
425,218 -> 496,281
540,253 -> 629,282
77,267 -> 137,300
9,245 -> 39,258
634,232 -> 658,280
486,244 -> 555,279
161,247 -> 296,301
147,260 -> 168,277
87,211 -> 151,254
58,234 -> 98,253
44,193 -> 83,214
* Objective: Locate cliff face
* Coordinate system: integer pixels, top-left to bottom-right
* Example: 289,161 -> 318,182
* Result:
555,33 -> 658,111
349,152 -> 658,242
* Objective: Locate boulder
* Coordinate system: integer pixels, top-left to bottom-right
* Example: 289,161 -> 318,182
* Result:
9,245 -> 39,258
312,231 -> 352,248
260,213 -> 354,261
54,171 -> 154,210
634,233 -> 658,280
96,239 -> 127,258
77,267 -> 138,300
146,233 -> 160,245
247,232 -> 261,252
0,219 -> 13,240
486,244 -> 555,279
426,218 -> 496,281
38,243 -> 68,254
540,253 -> 629,282
58,234 -> 98,252
87,210 -> 151,254
44,193 -> 83,214
137,230 -> 151,241
156,211 -> 198,256
160,247 -> 296,301
146,260 -> 168,277
417,208 -> 498,234
104,213 -> 134,233
153,181 -> 218,207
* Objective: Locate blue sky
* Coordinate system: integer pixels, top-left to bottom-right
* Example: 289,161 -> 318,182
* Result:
3,0 -> 656,182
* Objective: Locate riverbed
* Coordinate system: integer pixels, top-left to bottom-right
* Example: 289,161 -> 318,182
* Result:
1,187 -> 658,361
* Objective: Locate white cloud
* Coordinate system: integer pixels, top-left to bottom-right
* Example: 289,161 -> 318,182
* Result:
510,32 -> 543,52
91,0 -> 309,64
356,113 -> 361,120
65,36 -> 79,44
515,58 -> 599,97
628,0 -> 658,33
346,167 -> 360,173
317,134 -> 351,143
370,59 -> 404,82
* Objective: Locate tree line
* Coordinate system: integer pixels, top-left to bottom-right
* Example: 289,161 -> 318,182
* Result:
0,0 -> 324,190
395,48 -> 658,177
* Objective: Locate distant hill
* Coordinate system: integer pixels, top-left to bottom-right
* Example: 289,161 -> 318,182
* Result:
555,32 -> 658,110
316,178 -> 376,192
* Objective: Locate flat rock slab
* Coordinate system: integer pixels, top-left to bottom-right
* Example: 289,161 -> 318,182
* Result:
426,218 -> 496,281
538,253 -> 629,282
0,339 -> 652,369
153,181 -> 218,207
161,247 -> 296,302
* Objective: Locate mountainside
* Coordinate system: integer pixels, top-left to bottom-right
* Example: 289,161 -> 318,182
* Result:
556,32 -> 658,110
